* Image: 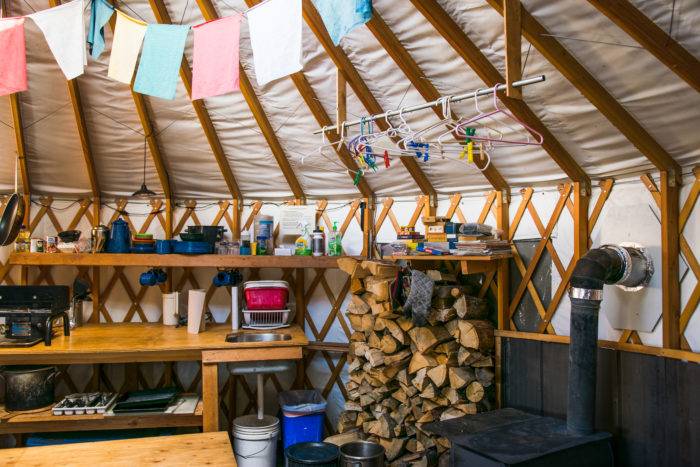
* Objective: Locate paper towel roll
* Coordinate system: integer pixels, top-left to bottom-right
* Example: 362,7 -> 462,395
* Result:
231,286 -> 240,331
188,289 -> 207,334
162,292 -> 179,326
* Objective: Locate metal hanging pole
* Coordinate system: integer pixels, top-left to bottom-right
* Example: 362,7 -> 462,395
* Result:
313,74 -> 545,135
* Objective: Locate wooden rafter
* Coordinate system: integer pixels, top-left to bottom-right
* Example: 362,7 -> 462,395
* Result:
193,0 -> 305,201
301,0 -> 437,203
411,0 -> 590,186
588,0 -> 700,93
8,95 -> 30,217
366,13 -> 509,191
486,0 -> 682,177
147,0 -> 242,200
240,0 -> 373,199
503,0 -> 522,99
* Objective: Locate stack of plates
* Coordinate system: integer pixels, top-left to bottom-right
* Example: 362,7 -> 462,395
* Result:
132,234 -> 155,254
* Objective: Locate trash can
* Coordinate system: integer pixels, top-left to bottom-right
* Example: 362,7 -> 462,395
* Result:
279,389 -> 327,449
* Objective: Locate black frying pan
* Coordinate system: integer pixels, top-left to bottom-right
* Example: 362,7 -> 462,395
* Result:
0,193 -> 25,246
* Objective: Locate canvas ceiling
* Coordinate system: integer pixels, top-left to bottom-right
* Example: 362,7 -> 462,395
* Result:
0,0 -> 698,200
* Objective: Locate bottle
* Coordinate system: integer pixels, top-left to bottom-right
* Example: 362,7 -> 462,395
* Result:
295,223 -> 311,256
329,221 -> 343,256
16,224 -> 30,252
312,227 -> 325,257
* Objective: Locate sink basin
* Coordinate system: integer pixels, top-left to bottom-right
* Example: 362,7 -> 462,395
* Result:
225,333 -> 292,343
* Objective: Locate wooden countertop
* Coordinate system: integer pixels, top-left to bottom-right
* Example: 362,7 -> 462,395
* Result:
0,324 -> 308,364
2,431 -> 235,466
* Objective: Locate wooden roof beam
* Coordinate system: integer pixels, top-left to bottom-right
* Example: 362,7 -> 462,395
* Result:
486,0 -> 682,180
301,0 -> 437,204
194,0 -> 305,201
241,0 -> 374,199
8,95 -> 30,220
365,13 -> 509,192
588,0 -> 700,93
411,0 -> 590,186
48,0 -> 100,210
503,0 -> 522,99
147,0 -> 242,200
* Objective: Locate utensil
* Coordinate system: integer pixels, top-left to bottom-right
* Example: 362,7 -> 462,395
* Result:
0,154 -> 26,246
156,239 -> 172,254
0,365 -> 59,411
107,219 -> 131,253
180,232 -> 205,242
91,225 -> 109,253
58,230 -> 81,243
339,441 -> 385,467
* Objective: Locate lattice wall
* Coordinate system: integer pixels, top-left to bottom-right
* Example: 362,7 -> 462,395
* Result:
2,171 -> 699,432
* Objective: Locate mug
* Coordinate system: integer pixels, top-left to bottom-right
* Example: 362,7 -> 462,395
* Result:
139,270 -> 157,287
154,268 -> 167,284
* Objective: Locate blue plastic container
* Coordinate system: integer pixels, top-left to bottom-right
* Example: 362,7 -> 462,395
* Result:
279,389 -> 327,449
281,412 -> 325,449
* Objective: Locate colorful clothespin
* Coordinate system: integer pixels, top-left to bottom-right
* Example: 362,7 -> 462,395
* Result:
383,150 -> 390,168
353,169 -> 363,186
465,127 -> 476,143
423,144 -> 429,162
467,142 -> 474,163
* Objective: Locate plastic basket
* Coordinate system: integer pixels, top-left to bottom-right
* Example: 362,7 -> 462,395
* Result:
242,309 -> 290,329
244,281 -> 289,310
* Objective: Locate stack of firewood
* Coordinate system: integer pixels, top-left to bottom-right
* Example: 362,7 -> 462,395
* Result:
336,258 -> 496,466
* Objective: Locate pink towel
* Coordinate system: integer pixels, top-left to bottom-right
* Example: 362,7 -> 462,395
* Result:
191,15 -> 241,100
0,17 -> 27,96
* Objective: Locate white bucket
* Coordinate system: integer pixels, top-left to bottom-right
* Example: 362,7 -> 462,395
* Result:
232,414 -> 280,467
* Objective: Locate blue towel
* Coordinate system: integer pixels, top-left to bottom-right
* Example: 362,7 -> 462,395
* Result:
87,0 -> 114,59
313,0 -> 372,45
133,24 -> 190,100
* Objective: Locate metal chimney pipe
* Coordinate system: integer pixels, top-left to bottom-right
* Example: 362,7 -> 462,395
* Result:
567,244 -> 653,435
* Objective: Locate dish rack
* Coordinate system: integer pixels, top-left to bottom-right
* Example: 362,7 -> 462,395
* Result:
242,309 -> 290,330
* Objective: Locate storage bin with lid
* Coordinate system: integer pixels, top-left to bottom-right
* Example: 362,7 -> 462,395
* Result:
244,280 -> 289,310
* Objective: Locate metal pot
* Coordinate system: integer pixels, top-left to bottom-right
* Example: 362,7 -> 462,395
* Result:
0,365 -> 59,411
339,441 -> 385,467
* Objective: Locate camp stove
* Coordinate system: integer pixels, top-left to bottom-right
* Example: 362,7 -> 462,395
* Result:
0,286 -> 70,347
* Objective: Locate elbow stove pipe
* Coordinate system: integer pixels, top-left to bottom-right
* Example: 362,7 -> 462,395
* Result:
567,244 -> 653,435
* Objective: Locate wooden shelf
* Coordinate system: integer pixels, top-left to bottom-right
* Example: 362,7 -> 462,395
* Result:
388,254 -> 510,274
0,400 -> 203,434
9,253 -> 358,269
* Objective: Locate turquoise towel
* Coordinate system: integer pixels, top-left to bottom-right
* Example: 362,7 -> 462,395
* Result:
134,24 -> 190,100
313,0 -> 372,46
87,0 -> 114,59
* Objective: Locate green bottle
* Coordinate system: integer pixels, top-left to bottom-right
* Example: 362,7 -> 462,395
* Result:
329,221 -> 343,256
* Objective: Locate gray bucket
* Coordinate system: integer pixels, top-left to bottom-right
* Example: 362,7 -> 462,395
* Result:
339,441 -> 385,467
232,414 -> 279,467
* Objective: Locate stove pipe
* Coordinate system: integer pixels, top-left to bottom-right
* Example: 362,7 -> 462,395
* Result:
567,244 -> 653,435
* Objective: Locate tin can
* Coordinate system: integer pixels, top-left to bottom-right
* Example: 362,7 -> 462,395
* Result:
30,238 -> 44,253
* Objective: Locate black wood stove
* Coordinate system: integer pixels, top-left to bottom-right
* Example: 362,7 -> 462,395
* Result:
0,286 -> 70,346
427,245 -> 653,467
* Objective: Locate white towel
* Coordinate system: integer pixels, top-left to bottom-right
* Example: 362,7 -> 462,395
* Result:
29,0 -> 86,80
248,0 -> 303,86
108,11 -> 147,84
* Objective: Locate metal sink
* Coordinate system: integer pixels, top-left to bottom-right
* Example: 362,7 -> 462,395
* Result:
225,332 -> 292,343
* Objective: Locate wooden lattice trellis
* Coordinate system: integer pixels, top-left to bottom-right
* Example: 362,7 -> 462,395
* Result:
4,177 -> 700,431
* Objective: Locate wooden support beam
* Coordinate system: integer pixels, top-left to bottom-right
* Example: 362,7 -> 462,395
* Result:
242,0 -> 373,199
365,13 -> 509,191
194,0 -> 305,201
503,0 -> 522,99
486,0 -> 682,176
336,69 -> 346,128
660,172 -> 680,349
587,0 -> 700,93
495,190 -> 510,330
147,0 -> 241,201
8,94 -> 30,225
573,182 -> 589,260
411,0 -> 590,186
302,0 -> 437,203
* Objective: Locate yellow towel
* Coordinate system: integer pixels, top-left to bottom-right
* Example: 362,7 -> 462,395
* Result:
108,11 -> 147,84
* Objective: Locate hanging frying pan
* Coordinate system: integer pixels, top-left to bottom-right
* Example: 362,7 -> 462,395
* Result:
0,154 -> 26,246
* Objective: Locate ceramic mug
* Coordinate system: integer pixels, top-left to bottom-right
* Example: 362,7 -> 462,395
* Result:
156,240 -> 172,254
139,270 -> 157,287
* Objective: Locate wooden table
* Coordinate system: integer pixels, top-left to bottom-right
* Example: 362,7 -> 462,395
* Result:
0,324 -> 307,433
2,431 -> 235,466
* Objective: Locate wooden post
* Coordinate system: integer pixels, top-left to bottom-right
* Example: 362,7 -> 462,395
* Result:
295,268 -> 306,388
202,362 -> 219,432
660,171 -> 680,349
495,190 -> 510,330
336,68 -> 346,130
503,0 -> 522,99
232,199 -> 241,240
573,182 -> 590,260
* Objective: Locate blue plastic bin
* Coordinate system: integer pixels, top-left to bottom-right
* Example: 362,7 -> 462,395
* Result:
279,389 -> 327,449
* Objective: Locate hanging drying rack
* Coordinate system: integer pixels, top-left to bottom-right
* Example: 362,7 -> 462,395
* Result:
313,75 -> 545,135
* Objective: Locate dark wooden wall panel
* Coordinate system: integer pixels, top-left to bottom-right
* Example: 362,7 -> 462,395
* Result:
502,338 -> 700,467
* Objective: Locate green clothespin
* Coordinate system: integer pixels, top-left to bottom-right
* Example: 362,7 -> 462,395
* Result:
465,127 -> 476,143
354,169 -> 363,186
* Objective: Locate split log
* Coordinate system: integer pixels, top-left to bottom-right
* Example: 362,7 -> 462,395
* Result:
426,364 -> 448,388
396,316 -> 414,332
380,437 -> 407,462
337,411 -> 357,433
449,366 -> 476,389
476,367 -> 495,387
375,318 -> 406,344
453,295 -> 488,319
457,320 -> 495,350
348,295 -> 371,314
380,334 -> 401,354
338,257 -> 370,278
408,351 -> 438,374
433,307 -> 456,323
361,260 -> 399,279
350,277 -> 365,295
408,326 -> 453,353
384,348 -> 411,366
465,381 -> 485,403
365,276 -> 392,302
366,348 -> 385,367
